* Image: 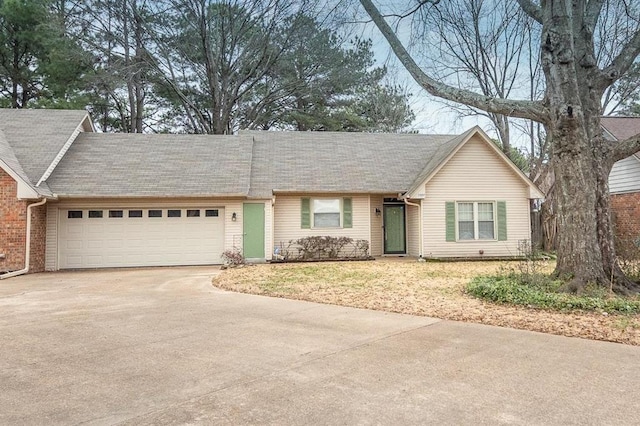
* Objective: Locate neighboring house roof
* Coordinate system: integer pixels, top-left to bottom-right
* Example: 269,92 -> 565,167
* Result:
245,130 -> 462,198
46,133 -> 254,197
601,116 -> 640,141
0,109 -> 91,198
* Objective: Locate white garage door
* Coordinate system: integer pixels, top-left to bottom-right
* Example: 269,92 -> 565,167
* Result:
58,208 -> 225,269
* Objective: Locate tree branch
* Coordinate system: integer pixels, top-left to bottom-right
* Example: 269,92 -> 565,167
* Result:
599,29 -> 640,86
584,0 -> 605,32
359,0 -> 549,123
610,133 -> 640,163
515,0 -> 542,23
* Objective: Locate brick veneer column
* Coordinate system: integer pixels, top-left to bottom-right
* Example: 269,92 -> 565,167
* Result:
0,169 -> 47,273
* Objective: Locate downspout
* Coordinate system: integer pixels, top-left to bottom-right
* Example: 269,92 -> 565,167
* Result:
403,198 -> 423,258
1,198 -> 47,280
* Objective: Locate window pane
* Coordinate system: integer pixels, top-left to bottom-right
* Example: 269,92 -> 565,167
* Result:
148,210 -> 162,218
314,213 -> 341,228
458,221 -> 475,240
68,210 -> 82,219
457,203 -> 474,221
187,209 -> 200,217
168,209 -> 181,217
108,210 -> 123,218
129,210 -> 143,218
478,203 -> 494,221
88,210 -> 103,218
205,209 -> 219,217
479,221 -> 495,239
313,199 -> 340,214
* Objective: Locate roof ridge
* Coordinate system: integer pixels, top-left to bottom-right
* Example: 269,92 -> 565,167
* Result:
37,114 -> 88,186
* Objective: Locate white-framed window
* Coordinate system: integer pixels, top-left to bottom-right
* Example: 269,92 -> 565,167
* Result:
457,201 -> 495,240
313,198 -> 341,228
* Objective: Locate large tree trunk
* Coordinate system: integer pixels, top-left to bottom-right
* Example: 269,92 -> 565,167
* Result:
359,0 -> 640,293
541,3 -> 640,294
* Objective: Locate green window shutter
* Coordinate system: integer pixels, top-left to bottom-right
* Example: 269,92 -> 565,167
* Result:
445,202 -> 456,242
343,197 -> 352,228
301,198 -> 311,229
497,201 -> 507,241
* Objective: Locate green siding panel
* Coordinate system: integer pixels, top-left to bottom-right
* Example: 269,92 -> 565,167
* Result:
343,197 -> 352,228
445,202 -> 455,242
301,198 -> 311,229
497,201 -> 507,241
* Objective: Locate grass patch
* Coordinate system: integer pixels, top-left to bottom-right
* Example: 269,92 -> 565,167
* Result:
467,274 -> 640,314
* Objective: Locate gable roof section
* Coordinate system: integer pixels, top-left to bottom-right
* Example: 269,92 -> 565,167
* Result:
601,116 -> 640,141
406,126 -> 544,199
0,109 -> 90,190
46,133 -> 254,197
245,130 -> 461,198
0,128 -> 40,198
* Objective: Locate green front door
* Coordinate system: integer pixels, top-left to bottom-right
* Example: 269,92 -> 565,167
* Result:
384,205 -> 406,254
243,203 -> 265,258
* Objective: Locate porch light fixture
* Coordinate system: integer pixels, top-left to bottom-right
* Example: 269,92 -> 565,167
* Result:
232,212 -> 237,221
375,208 -> 381,217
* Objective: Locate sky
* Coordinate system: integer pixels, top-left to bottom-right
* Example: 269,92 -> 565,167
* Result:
343,0 -> 534,150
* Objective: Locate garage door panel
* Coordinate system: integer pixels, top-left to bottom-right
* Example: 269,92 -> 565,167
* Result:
59,208 -> 225,269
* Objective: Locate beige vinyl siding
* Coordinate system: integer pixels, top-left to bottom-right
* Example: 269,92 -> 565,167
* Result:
609,156 -> 640,194
273,195 -> 370,251
264,200 -> 273,260
370,195 -> 384,256
45,204 -> 59,270
406,201 -> 420,256
423,135 -> 531,258
45,198 -> 247,270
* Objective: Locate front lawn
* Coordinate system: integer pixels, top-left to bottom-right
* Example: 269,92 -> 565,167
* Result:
213,259 -> 640,345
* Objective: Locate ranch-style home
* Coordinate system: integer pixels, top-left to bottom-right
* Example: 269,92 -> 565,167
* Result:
0,109 -> 543,277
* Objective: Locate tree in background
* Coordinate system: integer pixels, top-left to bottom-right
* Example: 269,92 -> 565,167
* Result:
243,13 -> 413,132
410,0 -> 536,158
361,0 -> 640,293
149,0 -> 290,134
0,0 -> 90,108
0,0 -> 415,134
71,0 -> 161,132
152,4 -> 414,133
617,63 -> 640,115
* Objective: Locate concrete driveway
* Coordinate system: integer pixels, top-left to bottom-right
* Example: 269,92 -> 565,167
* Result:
1,267 -> 639,425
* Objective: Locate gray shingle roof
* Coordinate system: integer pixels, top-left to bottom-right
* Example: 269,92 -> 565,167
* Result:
0,109 -> 88,187
244,130 -> 463,198
47,133 -> 253,197
0,108 -> 491,199
0,128 -> 32,186
601,116 -> 640,141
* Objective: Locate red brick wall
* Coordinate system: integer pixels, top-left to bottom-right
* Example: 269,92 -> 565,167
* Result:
0,168 -> 47,273
611,192 -> 640,258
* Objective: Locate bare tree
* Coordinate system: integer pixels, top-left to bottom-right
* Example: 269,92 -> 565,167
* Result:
73,0 -> 156,132
361,0 -> 640,293
149,0 -> 304,134
410,0 -> 535,158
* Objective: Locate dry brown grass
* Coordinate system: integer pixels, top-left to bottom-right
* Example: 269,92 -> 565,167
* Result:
213,259 -> 640,345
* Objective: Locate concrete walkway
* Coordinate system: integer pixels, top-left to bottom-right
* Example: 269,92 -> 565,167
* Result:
0,267 -> 638,425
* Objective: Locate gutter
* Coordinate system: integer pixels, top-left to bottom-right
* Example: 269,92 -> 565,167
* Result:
1,198 -> 47,280
402,197 -> 423,258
